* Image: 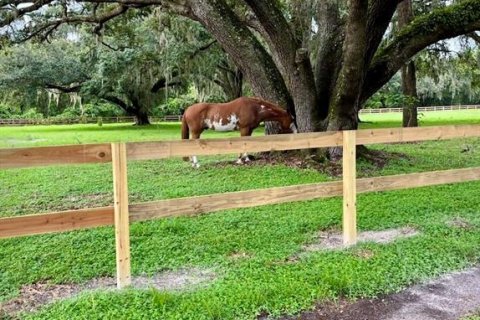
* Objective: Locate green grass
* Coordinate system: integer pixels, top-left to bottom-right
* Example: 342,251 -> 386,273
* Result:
0,109 -> 479,148
1,110 -> 480,319
359,109 -> 480,128
0,123 -> 264,148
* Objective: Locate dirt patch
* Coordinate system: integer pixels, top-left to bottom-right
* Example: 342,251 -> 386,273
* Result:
210,150 -> 409,176
303,227 -> 419,251
0,268 -> 215,317
228,251 -> 254,261
276,266 -> 480,320
4,138 -> 48,145
447,217 -> 473,230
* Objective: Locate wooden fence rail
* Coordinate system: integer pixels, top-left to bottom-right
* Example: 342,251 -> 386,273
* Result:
1,124 -> 480,288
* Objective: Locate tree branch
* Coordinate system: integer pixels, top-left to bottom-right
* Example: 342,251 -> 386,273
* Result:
365,0 -> 399,65
150,71 -> 181,92
189,39 -> 216,59
45,83 -> 84,93
243,0 -> 319,127
14,4 -> 130,42
101,94 -> 131,113
468,32 -> 480,44
362,0 -> 480,103
186,0 -> 293,110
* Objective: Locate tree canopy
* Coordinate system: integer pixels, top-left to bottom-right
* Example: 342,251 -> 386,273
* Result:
1,0 -> 480,134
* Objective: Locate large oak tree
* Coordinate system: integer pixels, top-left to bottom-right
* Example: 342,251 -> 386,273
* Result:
2,0 -> 480,135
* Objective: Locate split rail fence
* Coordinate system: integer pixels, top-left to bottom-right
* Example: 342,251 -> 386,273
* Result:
1,125 -> 480,288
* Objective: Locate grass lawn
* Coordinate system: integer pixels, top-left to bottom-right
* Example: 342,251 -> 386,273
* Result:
1,110 -> 480,319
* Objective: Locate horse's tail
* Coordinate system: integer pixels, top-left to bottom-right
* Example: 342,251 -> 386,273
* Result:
181,116 -> 189,161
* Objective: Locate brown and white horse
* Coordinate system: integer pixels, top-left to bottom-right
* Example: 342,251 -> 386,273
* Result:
181,96 -> 297,167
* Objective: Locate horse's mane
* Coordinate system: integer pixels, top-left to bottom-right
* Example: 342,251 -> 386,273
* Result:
249,97 -> 288,116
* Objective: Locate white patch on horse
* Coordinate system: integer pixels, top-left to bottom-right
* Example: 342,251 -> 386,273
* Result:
205,114 -> 239,132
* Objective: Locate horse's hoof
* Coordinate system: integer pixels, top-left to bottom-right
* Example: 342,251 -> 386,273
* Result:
244,156 -> 251,163
236,158 -> 243,165
192,163 -> 200,169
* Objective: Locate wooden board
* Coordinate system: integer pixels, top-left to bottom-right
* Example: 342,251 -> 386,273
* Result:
130,167 -> 480,222
0,207 -> 114,239
356,125 -> 480,145
1,125 -> 479,169
127,131 -> 343,161
356,167 -> 480,193
129,181 -> 344,222
342,131 -> 357,245
0,144 -> 112,169
2,167 -> 480,239
111,143 -> 131,288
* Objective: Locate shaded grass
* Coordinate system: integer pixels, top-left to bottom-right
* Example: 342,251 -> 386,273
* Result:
1,112 -> 480,319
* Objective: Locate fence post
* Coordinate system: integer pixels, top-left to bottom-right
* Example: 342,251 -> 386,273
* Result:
111,142 -> 132,289
342,130 -> 357,246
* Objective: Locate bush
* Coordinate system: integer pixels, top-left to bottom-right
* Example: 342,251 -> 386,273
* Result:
18,108 -> 44,119
0,104 -> 21,118
153,96 -> 196,117
82,103 -> 124,118
52,106 -> 81,120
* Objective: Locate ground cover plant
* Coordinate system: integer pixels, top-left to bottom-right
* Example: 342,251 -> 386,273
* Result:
1,110 -> 480,319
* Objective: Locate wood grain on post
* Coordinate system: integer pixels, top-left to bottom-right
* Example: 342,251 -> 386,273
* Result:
111,143 -> 131,289
343,130 -> 357,246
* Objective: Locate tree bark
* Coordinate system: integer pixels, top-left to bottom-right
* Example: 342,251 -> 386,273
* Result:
134,107 -> 150,125
398,0 -> 418,128
401,62 -> 419,127
328,0 -> 368,133
102,95 -> 151,125
187,0 -> 292,112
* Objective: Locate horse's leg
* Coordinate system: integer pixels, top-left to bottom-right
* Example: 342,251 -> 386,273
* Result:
237,127 -> 253,164
191,132 -> 201,168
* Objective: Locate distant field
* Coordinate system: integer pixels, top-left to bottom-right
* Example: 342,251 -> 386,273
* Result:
1,109 -> 480,148
1,110 -> 480,319
359,109 -> 480,128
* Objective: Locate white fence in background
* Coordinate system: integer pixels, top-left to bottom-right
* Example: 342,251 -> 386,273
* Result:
359,105 -> 480,114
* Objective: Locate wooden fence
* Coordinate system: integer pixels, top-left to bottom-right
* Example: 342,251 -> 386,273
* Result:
1,125 -> 480,288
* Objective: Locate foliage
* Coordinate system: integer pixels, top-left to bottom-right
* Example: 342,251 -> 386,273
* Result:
0,103 -> 19,118
0,14 -> 230,120
416,48 -> 480,105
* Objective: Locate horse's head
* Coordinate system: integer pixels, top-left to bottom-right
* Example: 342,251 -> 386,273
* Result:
279,114 -> 298,134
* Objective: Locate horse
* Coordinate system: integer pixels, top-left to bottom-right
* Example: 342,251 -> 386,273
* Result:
181,96 -> 297,168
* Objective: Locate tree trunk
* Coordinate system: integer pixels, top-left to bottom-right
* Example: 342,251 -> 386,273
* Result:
188,0 -> 293,115
401,62 -> 419,127
398,0 -> 419,128
134,108 -> 150,125
215,62 -> 243,101
244,0 -> 321,133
